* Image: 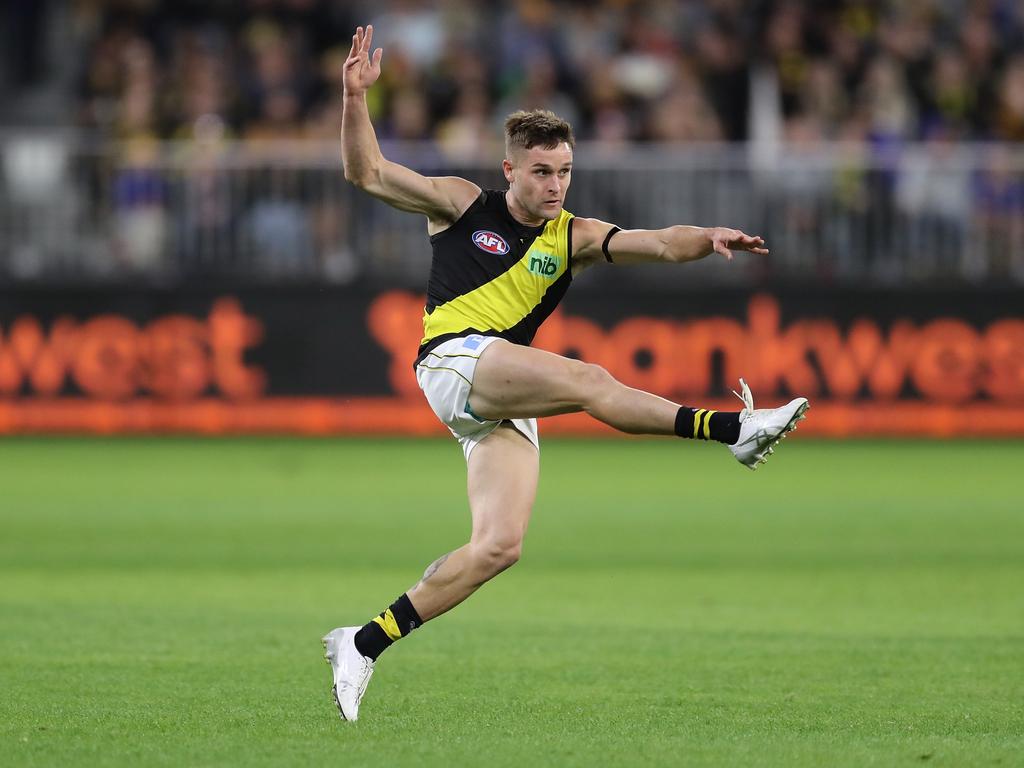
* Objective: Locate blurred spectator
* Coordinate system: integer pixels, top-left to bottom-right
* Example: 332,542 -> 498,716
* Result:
694,15 -> 750,141
923,48 -> 975,139
368,0 -> 445,70
646,61 -> 723,142
859,54 -> 917,140
173,115 -> 234,274
383,88 -> 431,140
896,129 -> 970,276
802,60 -> 848,136
310,200 -> 359,283
436,84 -> 498,159
240,192 -> 315,276
111,137 -> 167,272
245,87 -> 305,141
240,19 -> 310,130
993,55 -> 1024,141
971,145 -> 1024,279
167,27 -> 234,140
496,51 -> 578,132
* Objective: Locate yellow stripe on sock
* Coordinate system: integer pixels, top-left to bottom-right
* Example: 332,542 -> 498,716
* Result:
701,410 -> 716,440
372,609 -> 402,641
692,409 -> 706,438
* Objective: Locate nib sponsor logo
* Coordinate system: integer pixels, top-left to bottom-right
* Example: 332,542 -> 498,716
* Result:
528,252 -> 560,278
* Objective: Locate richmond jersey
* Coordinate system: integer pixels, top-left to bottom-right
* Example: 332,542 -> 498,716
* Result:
416,190 -> 574,365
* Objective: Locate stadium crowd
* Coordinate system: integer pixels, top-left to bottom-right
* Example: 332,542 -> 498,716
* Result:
3,0 -> 1020,284
75,0 -> 1024,148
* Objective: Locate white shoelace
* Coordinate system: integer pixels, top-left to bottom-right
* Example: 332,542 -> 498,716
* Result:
732,377 -> 754,414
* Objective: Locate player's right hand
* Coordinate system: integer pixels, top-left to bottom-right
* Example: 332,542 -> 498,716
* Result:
344,25 -> 383,95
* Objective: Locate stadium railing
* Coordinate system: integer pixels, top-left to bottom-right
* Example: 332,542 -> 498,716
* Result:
1,133 -> 1023,287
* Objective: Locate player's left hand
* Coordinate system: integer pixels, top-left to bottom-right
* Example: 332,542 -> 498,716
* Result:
708,228 -> 768,260
344,25 -> 383,95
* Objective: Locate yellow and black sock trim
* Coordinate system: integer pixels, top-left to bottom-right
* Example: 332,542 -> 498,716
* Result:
353,594 -> 424,661
674,406 -> 741,445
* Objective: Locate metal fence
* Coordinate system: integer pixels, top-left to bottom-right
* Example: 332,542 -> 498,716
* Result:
2,133 -> 1023,288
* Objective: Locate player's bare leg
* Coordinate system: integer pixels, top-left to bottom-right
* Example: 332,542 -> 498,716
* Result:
325,343 -> 807,721
324,423 -> 537,720
469,340 -> 683,431
406,423 -> 538,620
469,340 -> 808,468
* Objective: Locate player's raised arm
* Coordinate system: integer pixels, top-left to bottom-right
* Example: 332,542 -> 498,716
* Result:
341,25 -> 480,226
570,217 -> 768,271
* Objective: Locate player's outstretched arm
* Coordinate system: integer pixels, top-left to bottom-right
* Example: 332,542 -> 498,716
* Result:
571,217 -> 768,271
341,25 -> 479,226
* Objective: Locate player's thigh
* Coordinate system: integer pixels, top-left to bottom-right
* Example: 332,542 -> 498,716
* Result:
466,423 -> 539,550
468,340 -> 609,420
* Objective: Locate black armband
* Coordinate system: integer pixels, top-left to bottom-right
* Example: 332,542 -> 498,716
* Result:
601,226 -> 621,263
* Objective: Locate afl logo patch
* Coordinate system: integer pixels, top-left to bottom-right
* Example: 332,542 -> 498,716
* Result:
472,230 -> 510,255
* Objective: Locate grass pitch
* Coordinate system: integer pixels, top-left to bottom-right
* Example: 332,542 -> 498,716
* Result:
1,436 -> 1022,767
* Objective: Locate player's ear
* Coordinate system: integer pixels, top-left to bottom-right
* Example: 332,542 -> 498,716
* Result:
502,158 -> 514,184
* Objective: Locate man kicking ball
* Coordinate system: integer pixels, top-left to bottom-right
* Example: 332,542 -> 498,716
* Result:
324,25 -> 809,721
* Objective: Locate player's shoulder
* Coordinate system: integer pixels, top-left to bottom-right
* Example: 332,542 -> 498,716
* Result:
569,216 -> 617,252
428,188 -> 521,240
419,175 -> 483,228
567,216 -> 627,275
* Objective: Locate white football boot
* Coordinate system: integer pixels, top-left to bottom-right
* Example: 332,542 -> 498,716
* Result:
728,378 -> 809,470
322,626 -> 374,721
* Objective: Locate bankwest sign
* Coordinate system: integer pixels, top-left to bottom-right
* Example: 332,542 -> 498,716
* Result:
0,288 -> 1021,436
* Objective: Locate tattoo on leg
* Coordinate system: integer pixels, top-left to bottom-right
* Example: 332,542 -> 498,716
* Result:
420,552 -> 452,584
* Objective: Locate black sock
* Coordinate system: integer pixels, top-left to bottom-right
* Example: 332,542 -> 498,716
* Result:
353,593 -> 423,661
674,406 -> 741,445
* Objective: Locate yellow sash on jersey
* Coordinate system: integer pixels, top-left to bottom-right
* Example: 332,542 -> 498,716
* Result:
420,208 -> 573,346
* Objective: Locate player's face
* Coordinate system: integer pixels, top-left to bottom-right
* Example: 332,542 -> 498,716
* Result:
504,143 -> 573,221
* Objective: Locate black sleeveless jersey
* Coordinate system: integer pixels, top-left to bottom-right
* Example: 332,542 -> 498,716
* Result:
415,189 -> 574,365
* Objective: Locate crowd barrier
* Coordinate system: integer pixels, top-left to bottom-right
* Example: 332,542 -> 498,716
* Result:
2,137 -> 1024,286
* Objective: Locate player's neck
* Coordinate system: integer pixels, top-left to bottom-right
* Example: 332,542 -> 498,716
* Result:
504,190 -> 546,227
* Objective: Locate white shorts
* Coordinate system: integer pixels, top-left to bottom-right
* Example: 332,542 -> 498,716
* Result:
415,334 -> 539,461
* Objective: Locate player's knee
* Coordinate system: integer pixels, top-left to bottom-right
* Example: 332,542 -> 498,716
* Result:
484,540 -> 521,573
470,536 -> 522,577
572,362 -> 616,405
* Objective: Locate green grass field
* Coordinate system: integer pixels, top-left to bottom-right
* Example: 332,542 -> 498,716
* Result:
1,436 -> 1022,767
